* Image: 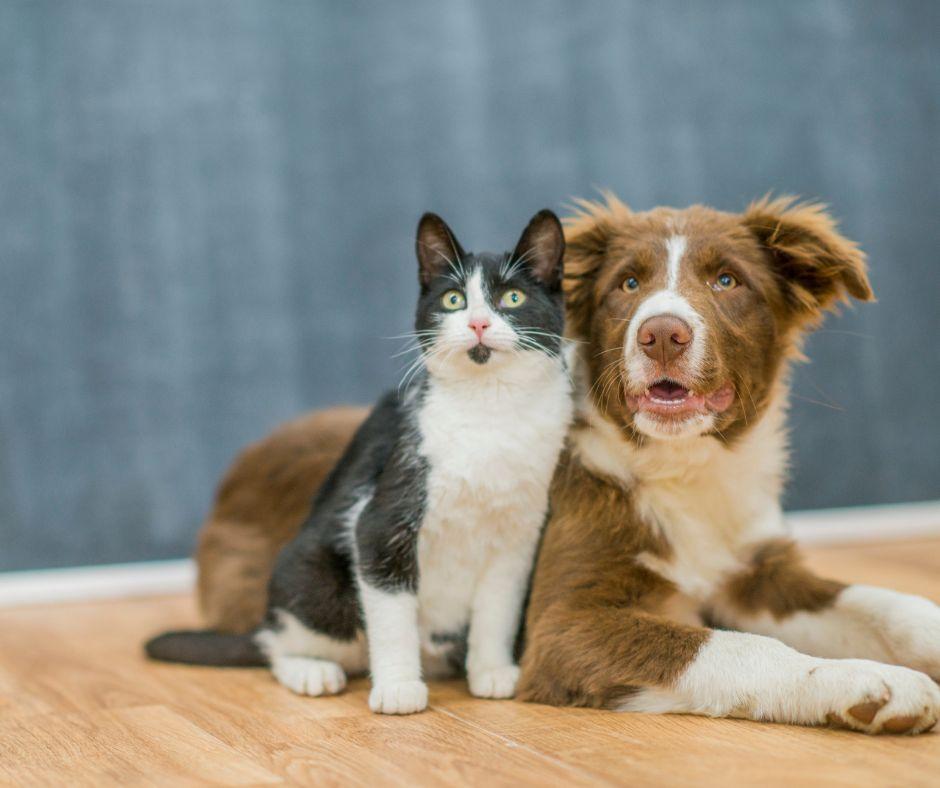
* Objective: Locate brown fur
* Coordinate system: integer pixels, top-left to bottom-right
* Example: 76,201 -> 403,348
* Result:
518,194 -> 872,707
196,406 -> 367,632
719,539 -> 846,620
517,447 -> 708,707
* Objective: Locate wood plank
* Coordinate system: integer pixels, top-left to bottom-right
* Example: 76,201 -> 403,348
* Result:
1,538 -> 939,786
0,705 -> 281,787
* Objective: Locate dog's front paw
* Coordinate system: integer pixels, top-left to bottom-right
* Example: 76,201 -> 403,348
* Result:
468,664 -> 520,699
368,680 -> 428,715
811,660 -> 940,734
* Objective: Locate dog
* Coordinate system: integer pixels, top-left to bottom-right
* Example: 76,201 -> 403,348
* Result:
515,194 -> 940,734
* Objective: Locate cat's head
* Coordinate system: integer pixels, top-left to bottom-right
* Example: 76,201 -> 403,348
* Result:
413,210 -> 566,377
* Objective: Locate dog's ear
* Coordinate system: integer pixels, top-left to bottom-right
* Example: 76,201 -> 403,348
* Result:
416,213 -> 466,288
563,193 -> 631,339
743,196 -> 873,323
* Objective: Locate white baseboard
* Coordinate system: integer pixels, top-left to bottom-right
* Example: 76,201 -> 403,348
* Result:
787,499 -> 940,545
0,500 -> 937,608
0,559 -> 195,609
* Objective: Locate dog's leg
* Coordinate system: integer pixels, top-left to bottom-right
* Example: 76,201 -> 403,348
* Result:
710,539 -> 940,680
518,604 -> 940,733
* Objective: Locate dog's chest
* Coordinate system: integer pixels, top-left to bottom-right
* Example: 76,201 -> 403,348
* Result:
576,406 -> 788,601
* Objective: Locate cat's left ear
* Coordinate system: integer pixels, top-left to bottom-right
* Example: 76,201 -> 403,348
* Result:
511,209 -> 565,291
416,213 -> 466,288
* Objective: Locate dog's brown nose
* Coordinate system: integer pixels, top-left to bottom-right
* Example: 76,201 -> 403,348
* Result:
638,315 -> 693,365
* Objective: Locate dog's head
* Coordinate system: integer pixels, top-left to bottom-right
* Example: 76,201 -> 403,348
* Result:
565,193 -> 873,441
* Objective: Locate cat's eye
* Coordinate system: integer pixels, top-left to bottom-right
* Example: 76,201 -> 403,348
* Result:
710,272 -> 738,292
499,289 -> 527,309
622,276 -> 640,292
441,290 -> 466,310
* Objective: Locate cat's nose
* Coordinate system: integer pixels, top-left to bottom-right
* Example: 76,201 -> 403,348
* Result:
468,317 -> 490,340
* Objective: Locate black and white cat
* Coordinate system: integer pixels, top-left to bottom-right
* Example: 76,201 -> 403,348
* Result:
146,210 -> 573,714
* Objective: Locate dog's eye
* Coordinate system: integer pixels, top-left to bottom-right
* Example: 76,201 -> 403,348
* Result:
622,276 -> 640,292
442,290 -> 466,310
711,272 -> 738,291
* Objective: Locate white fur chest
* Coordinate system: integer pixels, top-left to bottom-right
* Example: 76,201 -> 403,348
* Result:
414,363 -> 572,636
575,397 -> 789,601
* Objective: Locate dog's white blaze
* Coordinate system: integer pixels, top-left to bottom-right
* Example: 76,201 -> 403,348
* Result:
665,235 -> 687,291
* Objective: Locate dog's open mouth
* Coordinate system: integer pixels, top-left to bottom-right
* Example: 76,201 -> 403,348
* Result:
626,379 -> 735,419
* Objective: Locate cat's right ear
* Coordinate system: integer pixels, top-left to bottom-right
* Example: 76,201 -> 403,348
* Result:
511,210 -> 565,291
416,213 -> 465,288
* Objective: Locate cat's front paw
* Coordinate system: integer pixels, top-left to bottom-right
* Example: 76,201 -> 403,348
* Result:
368,680 -> 428,715
468,664 -> 520,699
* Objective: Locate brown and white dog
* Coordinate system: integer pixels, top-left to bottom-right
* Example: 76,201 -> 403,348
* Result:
516,194 -> 940,734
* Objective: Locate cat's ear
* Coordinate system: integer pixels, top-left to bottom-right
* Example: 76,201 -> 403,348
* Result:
416,213 -> 466,288
511,209 -> 565,291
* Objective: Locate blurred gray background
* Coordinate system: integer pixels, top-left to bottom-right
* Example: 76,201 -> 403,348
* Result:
1,0 -> 938,571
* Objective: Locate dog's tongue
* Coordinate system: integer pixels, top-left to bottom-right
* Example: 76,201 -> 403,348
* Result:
648,380 -> 689,401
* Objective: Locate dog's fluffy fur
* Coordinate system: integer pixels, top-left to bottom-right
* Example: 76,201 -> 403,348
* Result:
516,194 -> 940,734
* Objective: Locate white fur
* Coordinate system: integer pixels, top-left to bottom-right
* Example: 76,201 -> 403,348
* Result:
416,353 -> 571,698
665,235 -> 687,290
255,609 -> 368,673
618,629 -> 940,734
358,582 -> 428,714
573,383 -> 788,601
256,609 -> 369,698
711,585 -> 940,680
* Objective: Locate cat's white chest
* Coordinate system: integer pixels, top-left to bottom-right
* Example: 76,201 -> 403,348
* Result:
413,366 -> 571,641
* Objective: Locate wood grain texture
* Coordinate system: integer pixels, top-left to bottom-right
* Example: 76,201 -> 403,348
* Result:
1,539 -> 939,787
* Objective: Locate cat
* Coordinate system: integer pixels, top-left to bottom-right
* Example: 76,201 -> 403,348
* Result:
146,209 -> 573,715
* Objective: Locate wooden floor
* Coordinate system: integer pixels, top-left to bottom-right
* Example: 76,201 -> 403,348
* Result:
2,539 -> 940,787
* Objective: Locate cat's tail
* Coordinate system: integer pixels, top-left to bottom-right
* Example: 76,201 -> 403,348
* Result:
144,629 -> 267,667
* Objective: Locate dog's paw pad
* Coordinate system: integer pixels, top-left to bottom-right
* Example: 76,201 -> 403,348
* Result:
848,696 -> 888,725
882,715 -> 920,734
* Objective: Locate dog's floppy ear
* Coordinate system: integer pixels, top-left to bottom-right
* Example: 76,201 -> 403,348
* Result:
563,193 -> 631,339
743,196 -> 873,322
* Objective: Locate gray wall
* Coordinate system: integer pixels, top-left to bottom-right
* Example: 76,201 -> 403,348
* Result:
2,1 -> 938,571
